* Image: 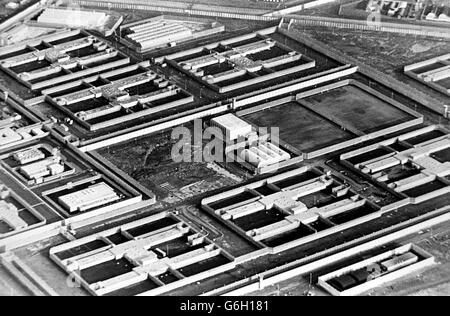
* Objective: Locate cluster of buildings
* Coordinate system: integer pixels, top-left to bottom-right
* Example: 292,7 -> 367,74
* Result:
0,2 -> 447,297
1,145 -> 75,186
0,123 -> 47,150
367,0 -> 424,19
0,34 -> 123,89
17,148 -> 64,183
3,0 -> 32,11
202,167 -> 379,253
0,30 -> 194,133
342,126 -> 450,203
0,110 -> 22,129
0,198 -> 28,233
160,31 -> 316,93
0,183 -> 46,238
0,23 -> 59,47
366,0 -> 450,22
53,69 -> 193,131
210,113 -> 294,174
405,53 -> 450,98
58,183 -> 119,214
50,212 -> 235,296
423,2 -> 450,22
120,16 -> 224,53
319,244 -> 435,296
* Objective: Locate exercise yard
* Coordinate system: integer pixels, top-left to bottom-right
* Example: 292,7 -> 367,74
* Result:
304,84 -> 418,134
243,101 -> 356,153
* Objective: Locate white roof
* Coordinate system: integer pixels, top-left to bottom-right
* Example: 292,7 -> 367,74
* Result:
211,114 -> 251,131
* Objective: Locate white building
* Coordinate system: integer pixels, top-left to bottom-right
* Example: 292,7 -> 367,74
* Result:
0,200 -> 28,231
37,8 -> 108,29
13,148 -> 45,165
19,156 -> 63,180
210,114 -> 253,142
58,183 -> 120,213
0,128 -> 22,146
239,141 -> 291,169
125,20 -> 192,51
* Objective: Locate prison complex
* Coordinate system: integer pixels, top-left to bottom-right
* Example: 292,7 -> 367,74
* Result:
0,5 -> 448,297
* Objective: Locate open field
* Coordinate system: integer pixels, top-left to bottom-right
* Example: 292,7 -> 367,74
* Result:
305,84 -> 415,133
98,123 -> 249,204
244,102 -> 356,152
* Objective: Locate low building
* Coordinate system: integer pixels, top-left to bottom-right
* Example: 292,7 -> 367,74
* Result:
405,54 -> 450,97
19,156 -> 63,180
13,148 -> 45,165
0,200 -> 28,231
318,244 -> 435,296
210,113 -> 253,142
239,141 -> 291,169
120,16 -> 224,53
0,127 -> 22,146
124,20 -> 192,51
58,183 -> 120,213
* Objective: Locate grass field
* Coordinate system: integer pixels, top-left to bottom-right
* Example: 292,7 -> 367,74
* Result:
244,101 -> 356,152
305,84 -> 415,133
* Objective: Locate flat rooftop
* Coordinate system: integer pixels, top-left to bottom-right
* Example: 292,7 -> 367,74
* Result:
159,29 -> 323,94
405,53 -> 450,97
120,16 -> 224,53
341,126 -> 450,202
49,212 -> 235,296
202,167 -> 382,252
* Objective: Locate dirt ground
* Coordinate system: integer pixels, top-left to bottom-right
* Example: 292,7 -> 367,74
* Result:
98,122 -> 250,204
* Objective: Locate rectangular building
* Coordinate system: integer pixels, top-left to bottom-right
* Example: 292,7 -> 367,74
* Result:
210,114 -> 253,142
58,183 -> 120,213
318,244 -> 435,296
0,128 -> 22,146
13,148 -> 46,165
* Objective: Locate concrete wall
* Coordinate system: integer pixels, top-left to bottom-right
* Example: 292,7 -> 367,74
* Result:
207,206 -> 450,296
233,66 -> 357,108
79,65 -> 356,152
217,59 -> 316,93
266,0 -> 337,16
30,58 -> 131,90
0,0 -> 43,33
236,95 -> 295,116
79,103 -> 231,152
0,252 -> 59,296
0,28 -> 77,56
318,243 -> 435,296
278,28 -> 449,116
73,0 -> 276,20
287,15 -> 450,39
157,27 -> 278,63
88,94 -> 195,132
340,125 -> 441,161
